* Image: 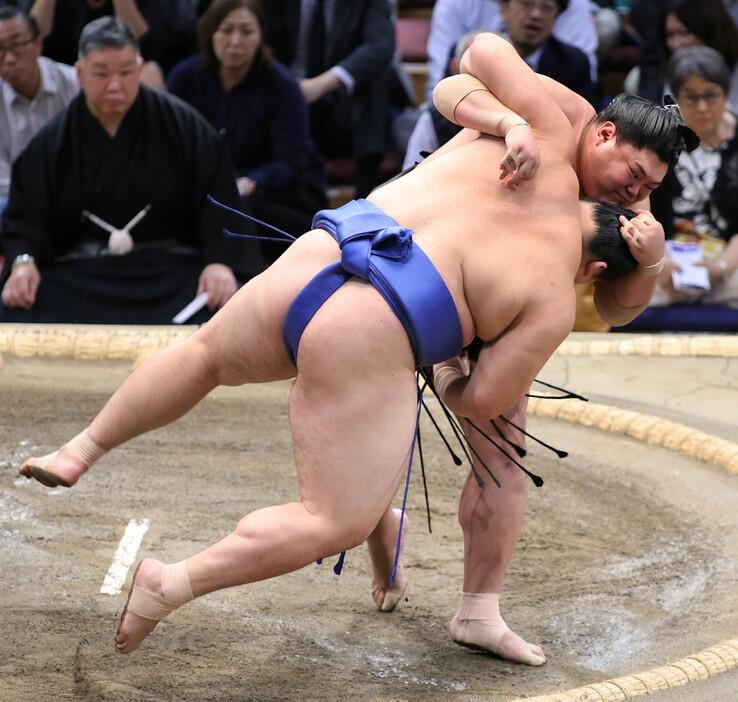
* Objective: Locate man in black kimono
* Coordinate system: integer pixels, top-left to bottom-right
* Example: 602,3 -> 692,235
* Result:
0,16 -> 261,324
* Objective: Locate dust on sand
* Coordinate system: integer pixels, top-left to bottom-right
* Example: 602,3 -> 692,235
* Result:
2,352 -> 737,701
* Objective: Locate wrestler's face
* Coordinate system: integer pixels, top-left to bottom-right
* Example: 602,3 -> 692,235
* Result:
0,15 -> 43,95
582,122 -> 668,208
213,8 -> 262,74
77,45 -> 142,124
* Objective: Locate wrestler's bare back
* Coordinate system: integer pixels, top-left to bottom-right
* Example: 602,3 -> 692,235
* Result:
199,130 -> 582,412
195,130 -> 582,406
370,133 -> 582,344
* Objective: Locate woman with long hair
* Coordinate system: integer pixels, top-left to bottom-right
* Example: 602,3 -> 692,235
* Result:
168,0 -> 328,262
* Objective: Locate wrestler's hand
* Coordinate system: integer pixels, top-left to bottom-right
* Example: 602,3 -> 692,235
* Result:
1,260 -> 40,309
619,209 -> 665,268
198,263 -> 238,310
499,124 -> 540,187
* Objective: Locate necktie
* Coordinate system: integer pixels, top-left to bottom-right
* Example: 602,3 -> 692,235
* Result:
306,0 -> 325,78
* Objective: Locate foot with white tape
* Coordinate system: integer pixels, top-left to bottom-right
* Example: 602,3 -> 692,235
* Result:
449,592 -> 546,665
19,429 -> 106,488
116,559 -> 193,654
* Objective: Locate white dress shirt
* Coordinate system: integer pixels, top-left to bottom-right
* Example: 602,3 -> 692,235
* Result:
0,56 -> 79,197
425,0 -> 598,102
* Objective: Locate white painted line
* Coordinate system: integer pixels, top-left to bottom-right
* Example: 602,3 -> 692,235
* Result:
100,519 -> 150,595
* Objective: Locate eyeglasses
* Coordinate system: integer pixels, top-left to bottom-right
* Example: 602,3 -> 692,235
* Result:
679,90 -> 725,106
0,37 -> 35,59
511,0 -> 559,17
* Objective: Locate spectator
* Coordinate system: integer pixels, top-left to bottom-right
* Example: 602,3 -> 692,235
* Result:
138,0 -> 200,77
30,0 -> 147,65
0,16 -> 262,324
649,47 -> 738,308
402,30 -> 477,170
261,0 -> 398,198
404,0 -> 600,169
499,0 -> 599,106
0,5 -> 78,224
168,0 -> 327,262
424,0 -> 598,103
630,0 -> 738,110
29,0 -> 165,88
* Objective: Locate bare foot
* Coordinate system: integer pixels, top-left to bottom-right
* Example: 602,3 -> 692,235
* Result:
115,559 -> 167,654
367,508 -> 408,611
19,448 -> 86,488
449,597 -> 546,666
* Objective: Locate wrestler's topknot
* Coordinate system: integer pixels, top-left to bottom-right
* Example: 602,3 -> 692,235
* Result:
595,93 -> 699,171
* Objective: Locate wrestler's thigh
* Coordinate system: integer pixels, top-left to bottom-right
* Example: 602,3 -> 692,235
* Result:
289,367 -> 419,535
195,232 -> 341,386
288,287 -> 420,532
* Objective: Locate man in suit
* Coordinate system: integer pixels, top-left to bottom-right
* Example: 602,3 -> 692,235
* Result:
499,0 -> 599,107
261,0 -> 398,197
424,0 -> 598,103
403,0 -> 599,169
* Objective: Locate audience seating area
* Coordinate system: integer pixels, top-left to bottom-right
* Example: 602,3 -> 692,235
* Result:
613,305 -> 738,333
325,1 -> 433,206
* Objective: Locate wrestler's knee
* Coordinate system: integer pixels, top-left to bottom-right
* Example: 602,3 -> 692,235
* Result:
314,512 -> 378,554
183,329 -> 234,386
232,503 -> 372,557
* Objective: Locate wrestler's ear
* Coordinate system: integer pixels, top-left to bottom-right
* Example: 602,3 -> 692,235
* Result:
594,121 -> 617,144
587,261 -> 608,279
576,260 -> 607,283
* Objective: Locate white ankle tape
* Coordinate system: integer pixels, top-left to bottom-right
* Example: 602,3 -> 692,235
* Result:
457,592 -> 502,621
68,429 -> 107,467
161,561 -> 194,605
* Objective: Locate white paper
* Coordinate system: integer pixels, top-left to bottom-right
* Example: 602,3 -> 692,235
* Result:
172,292 -> 209,324
666,240 -> 711,293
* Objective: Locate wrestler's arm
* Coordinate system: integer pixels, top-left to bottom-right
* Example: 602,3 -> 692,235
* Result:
434,34 -> 574,172
433,39 -> 590,179
436,72 -> 592,138
465,35 -> 572,139
434,304 -> 572,420
433,76 -> 540,184
436,40 -> 594,147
